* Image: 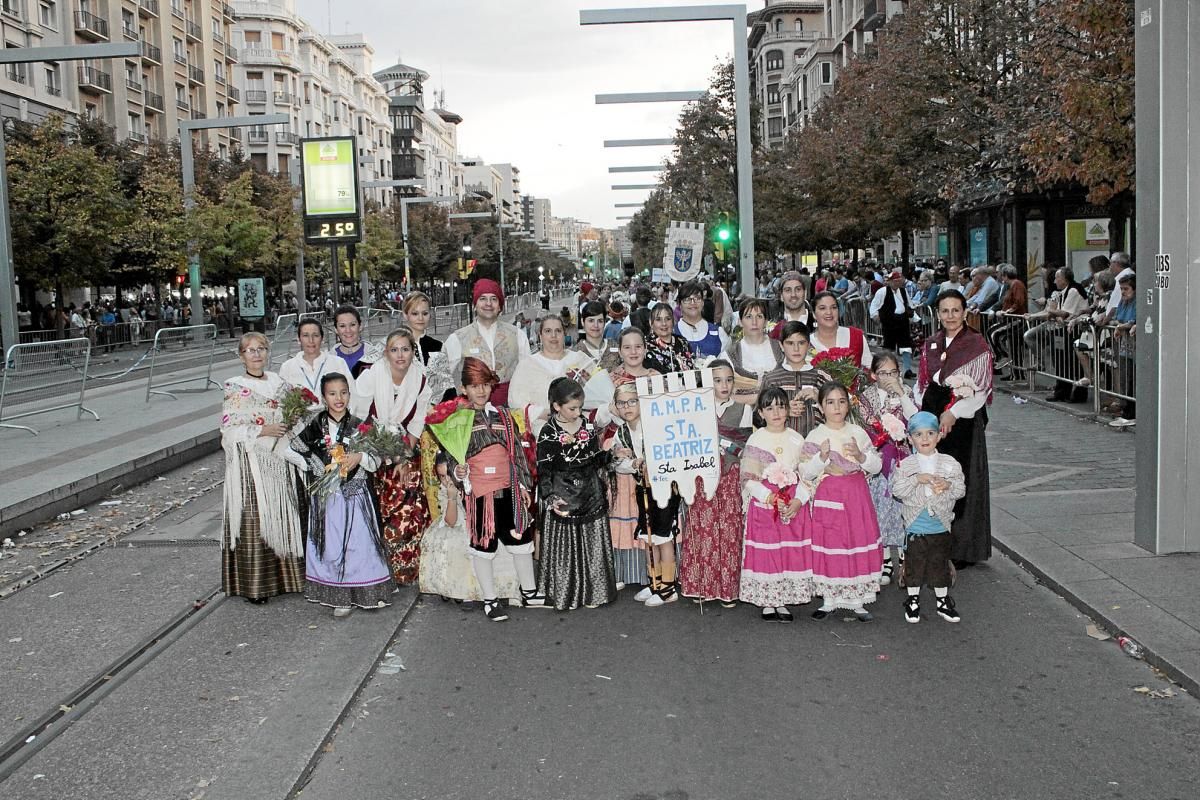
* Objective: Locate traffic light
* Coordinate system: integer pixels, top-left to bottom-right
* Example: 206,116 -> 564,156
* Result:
712,212 -> 736,263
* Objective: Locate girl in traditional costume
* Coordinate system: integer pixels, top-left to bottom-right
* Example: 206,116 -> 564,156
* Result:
220,332 -> 305,603
449,357 -> 546,621
537,377 -> 618,610
802,382 -> 884,622
606,383 -> 649,592
858,350 -> 918,586
739,386 -> 812,621
291,373 -> 395,616
351,328 -> 432,585
680,360 -> 752,606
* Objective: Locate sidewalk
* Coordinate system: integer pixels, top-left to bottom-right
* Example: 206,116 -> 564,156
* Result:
0,296 -> 572,536
984,392 -> 1200,695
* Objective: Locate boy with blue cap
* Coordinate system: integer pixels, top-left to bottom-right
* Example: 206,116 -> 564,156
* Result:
890,411 -> 967,623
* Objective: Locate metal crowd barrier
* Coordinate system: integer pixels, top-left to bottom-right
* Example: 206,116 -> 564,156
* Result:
0,338 -> 100,435
432,304 -> 469,334
145,324 -> 221,402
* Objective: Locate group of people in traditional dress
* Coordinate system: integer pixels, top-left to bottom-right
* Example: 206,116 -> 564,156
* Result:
219,272 -> 992,625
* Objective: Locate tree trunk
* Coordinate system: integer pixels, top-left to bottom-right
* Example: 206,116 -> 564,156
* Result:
900,228 -> 912,271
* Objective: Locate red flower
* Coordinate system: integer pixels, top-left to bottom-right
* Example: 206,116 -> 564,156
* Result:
356,422 -> 372,435
300,388 -> 320,405
425,396 -> 468,424
811,347 -> 855,367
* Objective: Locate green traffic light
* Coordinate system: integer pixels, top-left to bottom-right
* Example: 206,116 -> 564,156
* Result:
718,228 -> 731,242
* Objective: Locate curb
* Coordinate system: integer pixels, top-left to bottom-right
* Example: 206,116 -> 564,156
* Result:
994,538 -> 1198,698
992,383 -> 1133,431
0,431 -> 221,537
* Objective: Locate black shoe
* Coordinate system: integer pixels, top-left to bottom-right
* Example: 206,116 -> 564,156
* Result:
245,596 -> 268,605
483,598 -> 509,622
776,606 -> 793,623
810,608 -> 831,620
521,588 -> 548,608
854,609 -> 874,622
952,559 -> 976,569
904,595 -> 921,623
936,595 -> 961,623
761,607 -> 778,621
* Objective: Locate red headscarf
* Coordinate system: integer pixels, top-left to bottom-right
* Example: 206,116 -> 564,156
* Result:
472,278 -> 504,309
461,356 -> 500,388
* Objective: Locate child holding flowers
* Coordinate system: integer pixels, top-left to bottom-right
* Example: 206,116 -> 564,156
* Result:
739,386 -> 813,622
801,382 -> 884,622
859,350 -> 919,586
289,373 -> 395,617
536,377 -> 617,611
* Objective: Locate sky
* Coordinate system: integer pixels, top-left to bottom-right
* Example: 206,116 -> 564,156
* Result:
295,0 -> 740,229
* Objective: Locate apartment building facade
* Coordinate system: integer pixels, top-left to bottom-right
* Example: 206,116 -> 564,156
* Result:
746,0 -> 825,147
1,0 -> 242,153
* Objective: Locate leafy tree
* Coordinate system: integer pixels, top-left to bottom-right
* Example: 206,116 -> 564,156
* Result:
250,170 -> 301,290
356,208 -> 404,282
192,172 -> 271,286
6,115 -> 126,311
120,147 -> 188,289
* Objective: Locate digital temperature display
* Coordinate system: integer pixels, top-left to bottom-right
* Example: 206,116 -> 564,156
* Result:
304,216 -> 362,244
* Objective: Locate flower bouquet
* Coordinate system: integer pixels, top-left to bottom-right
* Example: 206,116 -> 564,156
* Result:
869,411 -> 908,449
810,347 -> 865,393
351,421 -> 413,464
762,461 -> 805,522
425,396 -> 476,493
280,385 -> 321,427
309,437 -> 354,503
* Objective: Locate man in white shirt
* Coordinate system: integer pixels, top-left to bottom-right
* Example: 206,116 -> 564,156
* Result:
939,265 -> 962,296
870,269 -> 916,374
443,278 -> 531,406
1105,252 -> 1135,314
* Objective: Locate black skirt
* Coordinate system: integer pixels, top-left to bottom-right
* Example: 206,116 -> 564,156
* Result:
920,383 -> 991,562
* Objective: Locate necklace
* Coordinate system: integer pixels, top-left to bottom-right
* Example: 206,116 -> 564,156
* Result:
245,370 -> 265,379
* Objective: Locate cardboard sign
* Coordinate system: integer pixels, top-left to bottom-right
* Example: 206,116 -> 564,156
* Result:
635,369 -> 720,508
662,221 -> 706,282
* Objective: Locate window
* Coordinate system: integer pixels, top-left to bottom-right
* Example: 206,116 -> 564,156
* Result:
122,9 -> 135,38
794,48 -> 805,63
795,19 -> 804,31
773,18 -> 782,32
211,18 -> 221,39
821,61 -> 833,85
5,43 -> 26,83
44,63 -> 61,95
213,60 -> 223,82
174,82 -> 186,102
243,30 -> 261,45
128,113 -> 142,136
216,101 -> 224,116
173,37 -> 185,61
767,83 -> 780,105
765,50 -> 783,71
768,118 -> 783,137
270,31 -> 284,50
84,102 -> 98,120
39,1 -> 57,28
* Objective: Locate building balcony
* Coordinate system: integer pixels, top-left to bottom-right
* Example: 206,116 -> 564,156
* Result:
225,44 -> 238,62
145,91 -> 164,112
175,96 -> 189,112
227,85 -> 239,103
244,89 -> 267,104
173,52 -> 188,66
185,19 -> 202,43
247,128 -> 269,144
139,40 -> 162,64
128,132 -> 149,145
77,66 -> 113,94
272,90 -> 297,106
4,65 -> 27,85
126,77 -> 143,94
214,71 -> 226,85
759,29 -> 821,47
74,10 -> 110,41
122,24 -> 138,41
223,3 -> 235,21
191,110 -> 206,120
275,131 -> 298,145
188,65 -> 204,85
212,29 -> 224,45
863,0 -> 887,32
170,2 -> 184,21
138,0 -> 160,18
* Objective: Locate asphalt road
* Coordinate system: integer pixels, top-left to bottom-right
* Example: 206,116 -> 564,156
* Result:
295,558 -> 1199,800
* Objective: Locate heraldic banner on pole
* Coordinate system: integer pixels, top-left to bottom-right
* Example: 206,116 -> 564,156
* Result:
635,368 -> 721,508
663,221 -> 706,282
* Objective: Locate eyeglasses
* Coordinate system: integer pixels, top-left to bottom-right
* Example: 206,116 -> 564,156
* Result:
875,369 -> 900,378
242,347 -> 268,355
615,399 -> 639,408
681,296 -> 703,304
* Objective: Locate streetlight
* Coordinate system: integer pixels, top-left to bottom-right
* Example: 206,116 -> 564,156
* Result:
180,114 -> 289,325
0,41 -> 139,351
581,4 -> 757,297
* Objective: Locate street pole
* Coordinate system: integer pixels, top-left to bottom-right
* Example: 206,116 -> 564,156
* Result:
179,114 -> 288,327
0,41 -> 140,351
499,221 -> 506,293
330,244 -> 339,309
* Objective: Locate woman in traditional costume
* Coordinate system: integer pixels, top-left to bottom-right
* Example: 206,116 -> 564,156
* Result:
352,328 -> 432,585
802,382 -> 884,622
404,292 -> 453,400
915,289 -> 993,566
448,357 -> 546,621
724,297 -> 782,379
509,315 -> 599,437
574,300 -> 622,371
644,302 -> 695,375
536,377 -> 617,610
220,332 -> 305,603
810,290 -> 872,370
739,386 -> 812,621
291,373 -> 395,616
679,360 -> 752,606
332,305 -> 383,378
